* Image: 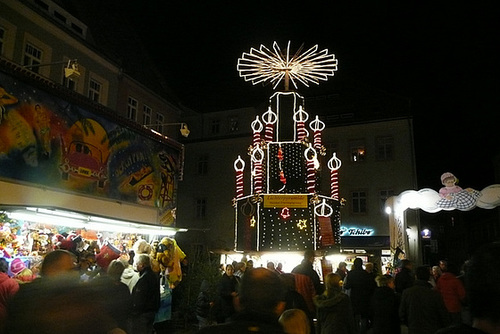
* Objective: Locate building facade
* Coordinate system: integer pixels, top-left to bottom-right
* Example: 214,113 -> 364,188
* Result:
0,0 -> 186,231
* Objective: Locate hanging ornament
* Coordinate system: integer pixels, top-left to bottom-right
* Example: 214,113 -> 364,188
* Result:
310,115 -> 325,152
234,155 -> 246,198
278,144 -> 286,191
280,207 -> 291,220
327,152 -> 342,200
314,198 -> 334,217
262,106 -> 277,142
293,105 -> 309,141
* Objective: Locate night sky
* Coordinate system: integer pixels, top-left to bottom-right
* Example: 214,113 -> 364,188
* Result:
122,1 -> 498,190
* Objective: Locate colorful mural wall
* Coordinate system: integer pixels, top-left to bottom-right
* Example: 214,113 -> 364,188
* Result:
0,71 -> 180,225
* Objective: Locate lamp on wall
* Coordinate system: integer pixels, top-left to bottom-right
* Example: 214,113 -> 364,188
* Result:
23,59 -> 80,79
144,122 -> 190,138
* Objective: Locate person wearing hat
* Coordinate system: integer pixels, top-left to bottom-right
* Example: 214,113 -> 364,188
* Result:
9,258 -> 36,284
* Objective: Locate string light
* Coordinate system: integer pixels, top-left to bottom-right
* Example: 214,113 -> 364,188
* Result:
237,41 -> 338,90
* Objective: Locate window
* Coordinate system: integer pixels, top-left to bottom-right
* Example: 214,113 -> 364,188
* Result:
0,27 -> 5,55
349,140 -> 366,162
197,155 -> 209,175
143,105 -> 152,126
127,97 -> 138,121
352,191 -> 367,213
229,117 -> 239,132
376,136 -> 394,161
88,78 -> 101,103
211,119 -> 220,134
156,113 -> 164,133
23,43 -> 43,73
196,198 -> 207,218
62,76 -> 77,91
379,189 -> 394,212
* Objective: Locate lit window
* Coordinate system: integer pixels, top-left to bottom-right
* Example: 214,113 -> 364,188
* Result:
127,97 -> 138,121
376,136 -> 394,161
143,105 -> 152,126
88,78 -> 101,103
24,43 -> 43,73
379,189 -> 394,212
196,198 -> 207,218
350,144 -> 366,162
352,191 -> 367,213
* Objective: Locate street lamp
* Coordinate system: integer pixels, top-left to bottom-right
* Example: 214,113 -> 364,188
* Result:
23,59 -> 80,79
143,122 -> 190,138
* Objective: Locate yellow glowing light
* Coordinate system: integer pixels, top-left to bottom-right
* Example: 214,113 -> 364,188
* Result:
250,216 -> 256,227
297,219 -> 308,230
237,41 -> 338,90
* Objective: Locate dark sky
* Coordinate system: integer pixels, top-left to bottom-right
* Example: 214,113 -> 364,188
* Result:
123,1 -> 498,189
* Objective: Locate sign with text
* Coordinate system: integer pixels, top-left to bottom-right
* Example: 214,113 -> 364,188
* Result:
263,195 -> 308,208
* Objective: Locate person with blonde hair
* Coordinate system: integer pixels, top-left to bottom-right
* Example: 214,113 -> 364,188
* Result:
279,308 -> 311,334
314,273 -> 356,334
371,275 -> 400,334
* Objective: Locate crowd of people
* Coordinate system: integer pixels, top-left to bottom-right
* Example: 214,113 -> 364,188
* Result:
196,243 -> 500,334
1,241 -> 499,334
0,239 -> 173,334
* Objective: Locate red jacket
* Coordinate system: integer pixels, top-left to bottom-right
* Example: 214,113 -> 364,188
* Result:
0,272 -> 20,323
436,272 -> 465,313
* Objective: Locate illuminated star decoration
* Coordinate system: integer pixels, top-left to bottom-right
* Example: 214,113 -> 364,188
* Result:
237,41 -> 338,91
297,219 -> 308,230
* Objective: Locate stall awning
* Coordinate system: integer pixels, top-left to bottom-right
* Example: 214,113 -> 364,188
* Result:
0,180 -> 186,236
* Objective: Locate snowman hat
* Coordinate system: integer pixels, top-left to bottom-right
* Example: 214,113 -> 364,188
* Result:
441,172 -> 457,185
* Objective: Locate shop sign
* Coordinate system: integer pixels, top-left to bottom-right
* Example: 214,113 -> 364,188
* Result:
340,226 -> 374,236
263,195 -> 308,208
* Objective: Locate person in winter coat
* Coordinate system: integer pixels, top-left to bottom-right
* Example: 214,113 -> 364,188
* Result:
90,259 -> 132,331
195,280 -> 214,329
213,264 -> 240,323
129,254 -> 160,334
0,257 -> 19,332
314,273 -> 356,334
395,259 -> 414,296
399,265 -> 450,334
370,274 -> 401,334
292,250 -> 324,295
436,262 -> 466,325
343,258 -> 376,334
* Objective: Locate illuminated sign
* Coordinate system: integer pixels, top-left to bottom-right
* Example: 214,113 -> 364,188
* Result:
264,195 -> 308,208
340,226 -> 374,236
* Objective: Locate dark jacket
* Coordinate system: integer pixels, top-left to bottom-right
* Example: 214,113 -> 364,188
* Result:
131,266 -> 160,314
343,267 -> 376,317
370,286 -> 401,334
213,273 -> 240,322
314,289 -> 356,334
197,311 -> 286,333
292,259 -> 324,295
395,267 -> 414,295
90,275 -> 132,331
399,280 -> 450,334
196,280 -> 212,318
